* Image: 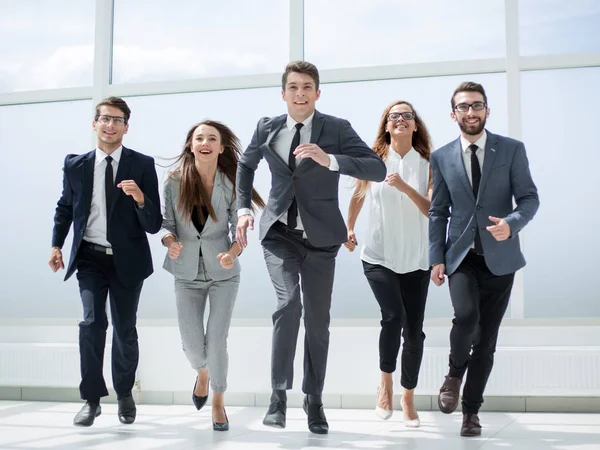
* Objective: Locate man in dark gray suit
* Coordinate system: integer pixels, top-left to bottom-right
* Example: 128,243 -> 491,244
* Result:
236,61 -> 386,434
429,82 -> 539,437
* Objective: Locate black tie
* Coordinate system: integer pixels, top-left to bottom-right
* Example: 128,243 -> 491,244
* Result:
105,155 -> 114,243
287,123 -> 303,229
469,144 -> 483,254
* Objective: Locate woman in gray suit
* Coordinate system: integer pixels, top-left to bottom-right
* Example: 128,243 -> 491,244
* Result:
161,120 -> 264,430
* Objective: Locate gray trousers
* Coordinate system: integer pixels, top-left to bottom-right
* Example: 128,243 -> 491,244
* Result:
262,222 -> 340,395
174,257 -> 240,393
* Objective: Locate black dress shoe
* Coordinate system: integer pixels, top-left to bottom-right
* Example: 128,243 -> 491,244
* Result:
73,401 -> 101,427
117,395 -> 136,424
192,377 -> 208,411
263,399 -> 286,428
212,407 -> 229,431
303,395 -> 328,434
461,412 -> 482,437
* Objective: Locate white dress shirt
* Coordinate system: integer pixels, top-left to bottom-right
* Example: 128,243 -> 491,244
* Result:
460,131 -> 487,187
460,131 -> 486,249
361,148 -> 430,273
83,146 -> 122,247
238,113 -> 339,230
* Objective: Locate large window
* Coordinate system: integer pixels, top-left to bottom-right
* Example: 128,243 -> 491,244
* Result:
519,0 -> 600,56
112,0 -> 290,84
304,0 -> 505,69
521,67 -> 600,318
0,0 -> 94,92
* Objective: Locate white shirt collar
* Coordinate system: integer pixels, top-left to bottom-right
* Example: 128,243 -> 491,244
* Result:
95,146 -> 123,166
461,130 -> 487,153
286,112 -> 315,132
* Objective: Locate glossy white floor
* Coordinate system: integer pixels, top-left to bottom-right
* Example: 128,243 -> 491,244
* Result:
0,401 -> 599,450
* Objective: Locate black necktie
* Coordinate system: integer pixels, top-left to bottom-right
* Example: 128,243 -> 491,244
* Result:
469,144 -> 483,254
287,123 -> 303,229
105,155 -> 114,243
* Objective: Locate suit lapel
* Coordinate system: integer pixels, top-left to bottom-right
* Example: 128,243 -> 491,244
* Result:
451,138 -> 476,202
203,172 -> 223,232
266,115 -> 290,172
82,150 -> 95,219
479,131 -> 499,197
110,146 -> 132,215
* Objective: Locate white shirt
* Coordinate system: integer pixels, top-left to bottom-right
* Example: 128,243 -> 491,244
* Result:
83,146 -> 122,247
460,131 -> 486,250
238,113 -> 339,229
460,131 -> 487,187
361,148 -> 430,273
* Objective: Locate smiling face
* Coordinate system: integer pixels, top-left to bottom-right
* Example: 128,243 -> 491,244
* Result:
451,91 -> 490,137
190,124 -> 224,165
93,105 -> 128,151
282,71 -> 321,122
385,103 -> 417,140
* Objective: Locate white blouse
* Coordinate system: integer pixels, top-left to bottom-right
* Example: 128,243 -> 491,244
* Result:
360,147 -> 430,274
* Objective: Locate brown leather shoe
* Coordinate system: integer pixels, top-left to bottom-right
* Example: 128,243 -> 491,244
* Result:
460,413 -> 482,437
437,376 -> 462,414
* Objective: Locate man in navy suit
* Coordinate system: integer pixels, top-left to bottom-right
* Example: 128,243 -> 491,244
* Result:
429,82 -> 539,436
49,97 -> 162,426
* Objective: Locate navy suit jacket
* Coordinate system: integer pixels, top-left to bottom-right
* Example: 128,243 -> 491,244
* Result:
429,131 -> 539,276
52,147 -> 162,286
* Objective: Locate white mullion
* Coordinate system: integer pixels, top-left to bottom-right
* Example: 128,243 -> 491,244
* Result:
505,0 -> 525,319
289,0 -> 304,62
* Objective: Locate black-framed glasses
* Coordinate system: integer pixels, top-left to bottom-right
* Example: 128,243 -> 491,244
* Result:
454,102 -> 487,112
97,115 -> 126,125
387,111 -> 415,121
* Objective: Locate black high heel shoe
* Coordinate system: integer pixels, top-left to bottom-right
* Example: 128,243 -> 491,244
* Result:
212,407 -> 229,431
192,377 -> 208,411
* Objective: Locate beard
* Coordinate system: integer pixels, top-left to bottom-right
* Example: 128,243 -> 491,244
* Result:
458,116 -> 486,135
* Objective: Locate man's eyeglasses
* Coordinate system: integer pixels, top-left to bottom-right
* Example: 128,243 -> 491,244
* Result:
454,102 -> 487,113
387,112 -> 415,121
97,115 -> 126,125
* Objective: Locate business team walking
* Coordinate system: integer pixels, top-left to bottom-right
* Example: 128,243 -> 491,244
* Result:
49,65 -> 538,437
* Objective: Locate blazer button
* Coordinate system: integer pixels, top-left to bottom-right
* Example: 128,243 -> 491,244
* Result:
476,206 -> 482,210
197,236 -> 201,239
471,228 -> 476,232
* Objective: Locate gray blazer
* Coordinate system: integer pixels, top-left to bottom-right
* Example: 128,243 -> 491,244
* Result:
237,110 -> 386,247
429,131 -> 539,276
161,171 -> 240,281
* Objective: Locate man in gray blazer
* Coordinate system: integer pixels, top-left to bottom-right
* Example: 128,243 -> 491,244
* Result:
429,82 -> 539,437
236,61 -> 386,434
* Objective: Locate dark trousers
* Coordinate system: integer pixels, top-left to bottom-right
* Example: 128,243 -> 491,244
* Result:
362,261 -> 430,390
75,242 -> 143,401
447,250 -> 515,414
262,222 -> 340,395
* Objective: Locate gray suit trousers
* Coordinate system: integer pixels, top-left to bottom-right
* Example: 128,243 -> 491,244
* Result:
174,257 -> 240,393
262,222 -> 340,394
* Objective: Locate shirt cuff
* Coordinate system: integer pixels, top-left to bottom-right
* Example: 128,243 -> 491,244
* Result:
328,154 -> 339,172
238,208 -> 253,217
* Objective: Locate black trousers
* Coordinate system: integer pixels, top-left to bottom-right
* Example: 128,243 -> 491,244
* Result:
447,250 -> 515,414
362,261 -> 430,390
75,242 -> 143,401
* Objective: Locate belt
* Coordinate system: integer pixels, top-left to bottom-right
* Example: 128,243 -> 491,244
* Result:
84,241 -> 113,255
469,248 -> 484,257
273,221 -> 307,239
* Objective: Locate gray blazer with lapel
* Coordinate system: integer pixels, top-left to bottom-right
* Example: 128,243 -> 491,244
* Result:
237,110 -> 386,247
429,131 -> 539,276
161,171 -> 240,281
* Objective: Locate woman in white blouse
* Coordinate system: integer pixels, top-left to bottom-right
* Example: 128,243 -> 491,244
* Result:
345,101 -> 433,427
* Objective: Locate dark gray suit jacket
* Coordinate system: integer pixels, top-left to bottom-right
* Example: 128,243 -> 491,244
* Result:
429,131 -> 539,276
237,110 -> 386,247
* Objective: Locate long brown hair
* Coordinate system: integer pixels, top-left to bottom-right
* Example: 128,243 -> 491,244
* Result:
170,120 -> 265,224
355,100 -> 432,199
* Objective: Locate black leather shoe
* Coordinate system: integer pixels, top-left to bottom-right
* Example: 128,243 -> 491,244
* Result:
461,412 -> 482,437
263,399 -> 287,428
303,395 -> 328,434
73,401 -> 101,427
192,377 -> 208,411
212,407 -> 229,431
117,395 -> 136,424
